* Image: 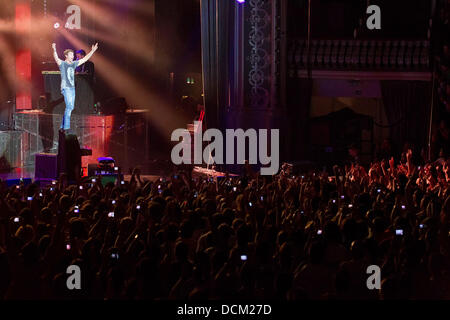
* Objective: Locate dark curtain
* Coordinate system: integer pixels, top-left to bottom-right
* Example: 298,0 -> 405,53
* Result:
380,81 -> 432,156
200,0 -> 231,131
285,78 -> 313,161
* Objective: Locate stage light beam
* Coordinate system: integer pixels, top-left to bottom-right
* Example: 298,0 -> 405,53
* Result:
59,28 -> 186,138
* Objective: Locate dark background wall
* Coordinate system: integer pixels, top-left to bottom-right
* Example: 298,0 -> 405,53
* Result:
288,0 -> 432,39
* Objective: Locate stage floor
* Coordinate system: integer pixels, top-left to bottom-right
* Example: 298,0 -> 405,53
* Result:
12,109 -> 151,172
0,166 -> 237,184
0,168 -> 160,184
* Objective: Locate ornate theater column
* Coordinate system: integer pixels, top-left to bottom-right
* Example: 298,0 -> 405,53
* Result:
201,0 -> 289,170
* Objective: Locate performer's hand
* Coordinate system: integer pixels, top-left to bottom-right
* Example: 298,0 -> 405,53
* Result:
52,43 -> 56,50
92,42 -> 99,52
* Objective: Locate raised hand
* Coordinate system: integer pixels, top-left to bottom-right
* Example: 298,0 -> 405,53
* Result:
92,42 -> 99,52
389,157 -> 395,169
132,167 -> 141,178
52,43 -> 56,50
406,149 -> 412,162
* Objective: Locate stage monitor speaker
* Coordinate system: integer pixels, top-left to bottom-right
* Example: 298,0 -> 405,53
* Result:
6,178 -> 32,188
35,153 -> 58,180
87,163 -> 117,177
96,97 -> 128,115
58,132 -> 81,182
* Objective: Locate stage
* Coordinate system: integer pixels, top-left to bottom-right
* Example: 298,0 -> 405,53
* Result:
7,109 -> 150,175
1,109 -> 232,184
0,166 -> 238,184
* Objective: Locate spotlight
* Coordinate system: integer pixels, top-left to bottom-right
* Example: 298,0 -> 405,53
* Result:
54,22 -> 60,29
236,0 -> 245,3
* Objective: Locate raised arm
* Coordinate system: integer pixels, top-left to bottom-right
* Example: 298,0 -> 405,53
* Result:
52,43 -> 62,66
78,43 -> 99,67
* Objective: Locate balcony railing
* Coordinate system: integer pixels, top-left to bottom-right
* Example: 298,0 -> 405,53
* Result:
288,39 -> 431,76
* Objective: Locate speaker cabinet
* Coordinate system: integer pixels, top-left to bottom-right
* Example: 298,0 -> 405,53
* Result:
35,153 -> 58,180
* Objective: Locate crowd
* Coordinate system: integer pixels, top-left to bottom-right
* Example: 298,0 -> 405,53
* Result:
0,148 -> 449,300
